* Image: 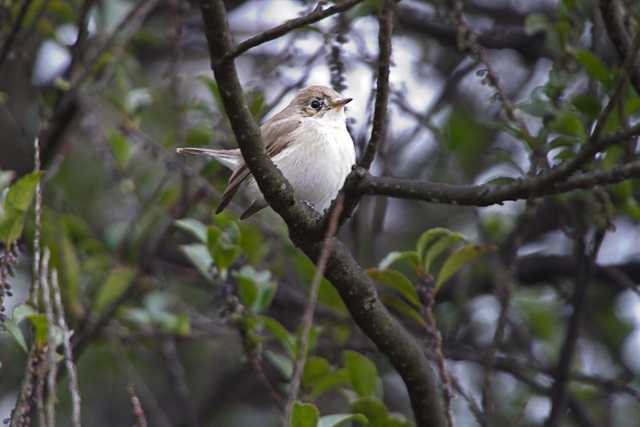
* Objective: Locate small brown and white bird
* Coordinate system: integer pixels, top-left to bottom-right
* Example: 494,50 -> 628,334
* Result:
177,85 -> 356,219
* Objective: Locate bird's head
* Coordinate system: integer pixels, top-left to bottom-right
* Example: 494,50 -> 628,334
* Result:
290,85 -> 353,120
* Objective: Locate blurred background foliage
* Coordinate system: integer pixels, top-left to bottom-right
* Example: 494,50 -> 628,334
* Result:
1,0 -> 640,426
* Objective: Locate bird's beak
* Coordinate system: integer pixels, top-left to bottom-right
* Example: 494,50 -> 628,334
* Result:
332,97 -> 353,109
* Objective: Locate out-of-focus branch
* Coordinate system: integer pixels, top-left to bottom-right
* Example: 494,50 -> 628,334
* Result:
546,229 -> 605,427
216,0 -> 363,65
350,156 -> 640,206
600,0 -> 640,94
0,0 -> 33,70
197,1 -> 447,425
396,3 -> 550,61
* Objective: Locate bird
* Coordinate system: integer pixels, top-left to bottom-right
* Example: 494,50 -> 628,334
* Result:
177,85 -> 356,219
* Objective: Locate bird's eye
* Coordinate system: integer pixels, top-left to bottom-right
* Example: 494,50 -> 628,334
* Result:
310,99 -> 323,110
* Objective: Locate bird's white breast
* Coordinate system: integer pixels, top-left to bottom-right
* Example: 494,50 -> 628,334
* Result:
247,115 -> 355,213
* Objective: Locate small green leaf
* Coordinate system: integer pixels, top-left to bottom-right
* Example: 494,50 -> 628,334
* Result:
179,243 -> 213,279
576,49 -> 613,89
423,233 -> 466,273
106,130 -> 131,169
550,110 -> 586,139
524,13 -> 549,35
5,171 -> 42,212
318,414 -> 368,427
12,303 -> 38,324
265,350 -> 293,379
351,397 -> 388,424
378,251 -> 419,270
174,218 -> 208,243
93,267 -> 136,313
4,320 -> 28,352
416,228 -> 452,260
308,368 -> 351,400
291,402 -> 319,427
259,315 -> 296,356
28,314 -> 49,348
344,351 -> 380,398
381,296 -> 426,326
235,266 -> 277,313
303,356 -> 332,388
368,269 -> 419,306
435,244 -> 494,291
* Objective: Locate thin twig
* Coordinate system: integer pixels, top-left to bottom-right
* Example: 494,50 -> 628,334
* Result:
283,196 -> 344,425
359,0 -> 395,169
30,138 -> 42,307
217,0 -> 363,65
161,339 -> 198,427
419,279 -> 454,427
129,385 -> 149,427
545,229 -> 605,427
50,270 -> 82,427
41,250 -> 58,427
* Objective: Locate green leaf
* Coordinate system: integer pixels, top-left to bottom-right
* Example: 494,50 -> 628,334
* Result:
235,266 -> 277,313
308,368 -> 351,400
524,13 -> 549,35
303,356 -> 332,388
572,93 -> 601,118
381,296 -> 426,326
351,398 -> 388,426
367,269 -> 419,306
344,351 -> 380,398
259,315 -> 296,356
4,320 -> 28,352
318,414 -> 368,427
174,218 -> 208,243
106,129 -> 131,169
378,251 -> 418,270
5,171 -> 41,211
93,267 -> 136,313
416,228 -> 452,261
264,350 -> 293,379
12,304 -> 38,324
423,233 -> 466,273
575,49 -> 613,89
435,244 -> 494,291
207,225 -> 241,273
550,110 -> 586,139
291,402 -> 319,427
179,243 -> 213,279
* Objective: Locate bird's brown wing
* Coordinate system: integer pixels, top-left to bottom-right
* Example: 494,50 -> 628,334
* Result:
215,117 -> 301,214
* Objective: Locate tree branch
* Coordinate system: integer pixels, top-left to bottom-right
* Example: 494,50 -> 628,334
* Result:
197,1 -> 447,425
351,157 -> 640,206
396,3 -> 550,61
599,0 -> 640,94
359,0 -> 395,169
216,0 -> 363,65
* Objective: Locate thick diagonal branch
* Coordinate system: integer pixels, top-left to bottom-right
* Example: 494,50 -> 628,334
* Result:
197,1 -> 447,425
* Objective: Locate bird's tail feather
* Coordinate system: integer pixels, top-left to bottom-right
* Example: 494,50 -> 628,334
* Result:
176,147 -> 241,170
